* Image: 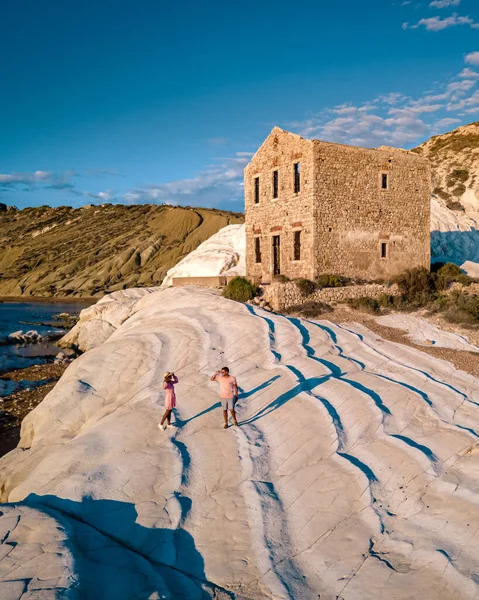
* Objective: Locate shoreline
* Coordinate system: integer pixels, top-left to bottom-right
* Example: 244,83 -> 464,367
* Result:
0,296 -> 98,304
0,362 -> 69,458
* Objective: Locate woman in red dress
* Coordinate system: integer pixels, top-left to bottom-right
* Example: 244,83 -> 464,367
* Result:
159,371 -> 178,430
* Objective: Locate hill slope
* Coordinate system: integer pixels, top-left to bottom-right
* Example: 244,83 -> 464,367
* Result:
412,122 -> 479,219
0,204 -> 243,297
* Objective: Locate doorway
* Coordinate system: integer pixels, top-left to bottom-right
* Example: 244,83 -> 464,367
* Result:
272,235 -> 281,276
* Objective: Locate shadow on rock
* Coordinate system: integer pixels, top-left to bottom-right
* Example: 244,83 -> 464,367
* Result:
4,493 -> 235,600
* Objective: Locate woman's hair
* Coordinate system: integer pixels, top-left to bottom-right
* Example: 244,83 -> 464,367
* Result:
163,371 -> 172,381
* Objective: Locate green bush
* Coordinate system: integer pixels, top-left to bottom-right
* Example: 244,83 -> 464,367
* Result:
377,293 -> 397,308
347,297 -> 381,314
284,301 -> 333,318
222,277 -> 258,303
392,267 -> 436,306
436,263 -> 472,290
316,274 -> 350,288
295,278 -> 316,296
273,274 -> 290,283
443,292 -> 479,326
451,184 -> 466,197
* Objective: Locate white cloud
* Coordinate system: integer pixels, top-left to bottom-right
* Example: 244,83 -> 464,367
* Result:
459,68 -> 479,79
434,117 -> 461,129
407,13 -> 475,31
447,79 -> 476,94
122,155 -> 249,209
447,89 -> 479,111
465,52 -> 479,66
429,0 -> 460,7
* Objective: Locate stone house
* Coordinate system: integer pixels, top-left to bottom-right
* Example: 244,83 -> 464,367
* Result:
244,127 -> 431,283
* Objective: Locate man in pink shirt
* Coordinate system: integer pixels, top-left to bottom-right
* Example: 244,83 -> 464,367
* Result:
210,366 -> 239,429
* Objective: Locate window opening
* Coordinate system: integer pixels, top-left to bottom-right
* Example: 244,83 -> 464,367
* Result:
272,170 -> 278,199
255,237 -> 261,263
381,242 -> 388,258
381,173 -> 388,190
294,162 -> 301,193
272,235 -> 281,275
294,231 -> 301,261
254,177 -> 260,203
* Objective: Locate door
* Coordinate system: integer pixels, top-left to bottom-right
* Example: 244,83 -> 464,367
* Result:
272,235 -> 281,276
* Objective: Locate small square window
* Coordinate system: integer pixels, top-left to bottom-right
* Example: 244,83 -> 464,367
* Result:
381,242 -> 388,258
254,177 -> 260,204
255,237 -> 261,263
294,162 -> 301,193
294,231 -> 301,260
272,170 -> 278,199
381,173 -> 388,190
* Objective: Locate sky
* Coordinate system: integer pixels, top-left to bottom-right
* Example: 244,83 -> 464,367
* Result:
1,0 -> 479,213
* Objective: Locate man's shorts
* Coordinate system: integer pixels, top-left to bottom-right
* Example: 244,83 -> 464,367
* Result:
221,397 -> 236,411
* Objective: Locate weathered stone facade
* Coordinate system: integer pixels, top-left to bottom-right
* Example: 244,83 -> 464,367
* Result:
245,127 -> 431,283
262,281 -> 400,312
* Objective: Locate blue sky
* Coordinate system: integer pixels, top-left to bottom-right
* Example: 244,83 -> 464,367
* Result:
1,0 -> 479,212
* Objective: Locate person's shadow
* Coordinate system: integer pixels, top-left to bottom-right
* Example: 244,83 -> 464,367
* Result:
4,493 -> 234,599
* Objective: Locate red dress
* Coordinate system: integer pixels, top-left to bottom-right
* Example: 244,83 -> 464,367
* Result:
163,375 -> 178,410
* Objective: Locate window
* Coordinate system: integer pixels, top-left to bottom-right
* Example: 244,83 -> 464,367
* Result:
381,242 -> 388,258
255,237 -> 261,263
294,231 -> 301,260
272,170 -> 278,199
381,173 -> 388,190
254,177 -> 260,204
294,162 -> 301,193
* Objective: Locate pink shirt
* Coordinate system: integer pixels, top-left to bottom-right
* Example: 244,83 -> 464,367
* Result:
163,375 -> 178,409
214,374 -> 237,399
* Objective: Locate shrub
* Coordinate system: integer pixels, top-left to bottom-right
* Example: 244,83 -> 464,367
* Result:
451,184 -> 466,197
392,267 -> 436,306
446,201 -> 465,211
377,293 -> 397,308
273,274 -> 290,283
436,263 -> 472,290
284,301 -> 333,318
443,292 -> 479,326
222,277 -> 258,303
347,297 -> 381,314
316,273 -> 350,288
295,278 -> 316,296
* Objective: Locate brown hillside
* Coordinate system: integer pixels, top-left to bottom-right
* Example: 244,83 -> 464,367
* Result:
0,204 -> 243,297
411,122 -> 479,215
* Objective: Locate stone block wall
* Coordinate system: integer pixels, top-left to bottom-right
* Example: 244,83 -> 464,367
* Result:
312,141 -> 431,279
244,127 -> 431,285
245,128 -> 316,283
262,281 -> 400,312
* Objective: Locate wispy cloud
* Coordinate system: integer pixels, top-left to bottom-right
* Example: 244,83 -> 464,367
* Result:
429,0 -> 460,8
289,57 -> 478,148
459,67 -> 479,79
404,13 -> 478,31
465,51 -> 479,66
121,152 -> 249,210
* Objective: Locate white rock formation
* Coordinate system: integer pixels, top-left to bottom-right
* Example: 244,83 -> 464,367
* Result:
160,224 -> 245,288
2,286 -> 479,599
431,197 -> 479,273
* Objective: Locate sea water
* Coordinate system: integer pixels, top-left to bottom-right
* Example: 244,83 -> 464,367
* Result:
0,301 -> 91,393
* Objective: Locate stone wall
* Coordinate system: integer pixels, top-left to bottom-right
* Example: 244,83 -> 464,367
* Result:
262,281 -> 400,312
244,127 -> 431,284
312,140 -> 431,279
171,276 -> 237,288
245,127 -> 316,283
